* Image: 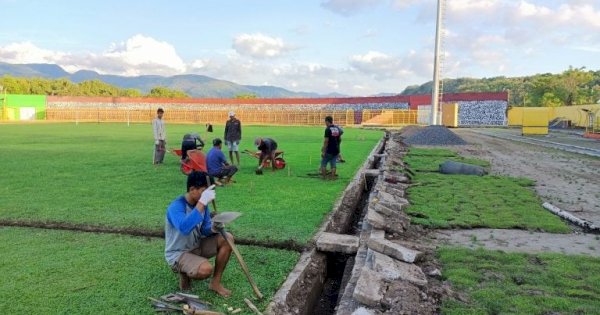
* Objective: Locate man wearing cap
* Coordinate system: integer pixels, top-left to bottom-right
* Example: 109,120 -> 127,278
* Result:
224,112 -> 242,165
164,171 -> 234,297
206,138 -> 238,185
152,107 -> 167,164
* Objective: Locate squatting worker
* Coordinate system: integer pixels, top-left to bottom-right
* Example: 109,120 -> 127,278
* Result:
254,137 -> 277,173
206,138 -> 238,185
164,171 -> 234,297
152,107 -> 167,164
224,111 -> 242,165
321,116 -> 342,179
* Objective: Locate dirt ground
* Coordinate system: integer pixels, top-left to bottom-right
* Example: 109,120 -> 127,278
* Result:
452,129 -> 600,225
434,228 -> 600,257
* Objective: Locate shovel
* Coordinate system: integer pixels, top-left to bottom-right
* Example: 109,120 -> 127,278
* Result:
212,212 -> 264,300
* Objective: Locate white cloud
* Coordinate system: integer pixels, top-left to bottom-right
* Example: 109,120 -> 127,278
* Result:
232,33 -> 292,59
350,51 -> 413,80
321,0 -> 382,16
0,41 -> 66,64
103,34 -> 186,75
0,35 -> 187,76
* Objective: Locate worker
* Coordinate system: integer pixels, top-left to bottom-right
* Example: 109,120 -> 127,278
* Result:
206,138 -> 238,185
254,137 -> 277,174
321,116 -> 342,179
224,111 -> 242,165
181,133 -> 204,160
164,171 -> 234,297
152,107 -> 167,164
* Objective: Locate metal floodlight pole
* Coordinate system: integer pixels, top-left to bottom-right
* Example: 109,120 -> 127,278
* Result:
431,0 -> 444,125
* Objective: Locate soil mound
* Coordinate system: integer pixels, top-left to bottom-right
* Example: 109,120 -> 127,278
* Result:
404,125 -> 467,145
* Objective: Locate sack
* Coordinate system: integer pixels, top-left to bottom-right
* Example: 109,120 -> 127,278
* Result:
439,160 -> 487,176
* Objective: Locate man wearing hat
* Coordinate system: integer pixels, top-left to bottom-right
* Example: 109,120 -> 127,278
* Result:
206,138 -> 238,185
224,111 -> 242,165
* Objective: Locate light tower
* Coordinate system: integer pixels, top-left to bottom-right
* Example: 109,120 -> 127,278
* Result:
430,0 -> 445,125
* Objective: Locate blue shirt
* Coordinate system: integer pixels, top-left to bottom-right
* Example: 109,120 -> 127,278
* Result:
164,195 -> 213,266
206,147 -> 226,176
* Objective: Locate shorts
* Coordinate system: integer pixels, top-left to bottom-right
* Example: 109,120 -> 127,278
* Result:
225,140 -> 239,152
321,154 -> 338,169
172,235 -> 219,277
211,165 -> 238,179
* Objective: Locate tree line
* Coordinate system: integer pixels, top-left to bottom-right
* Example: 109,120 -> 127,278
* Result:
0,76 -> 190,98
401,67 -> 600,107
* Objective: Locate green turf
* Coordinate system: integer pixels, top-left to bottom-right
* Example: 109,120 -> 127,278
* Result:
440,247 -> 600,315
0,123 -> 382,244
404,147 -> 490,172
0,227 -> 299,314
405,149 -> 570,233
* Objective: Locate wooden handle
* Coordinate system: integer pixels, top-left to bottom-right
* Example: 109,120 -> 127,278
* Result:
219,229 -> 263,299
244,298 -> 264,315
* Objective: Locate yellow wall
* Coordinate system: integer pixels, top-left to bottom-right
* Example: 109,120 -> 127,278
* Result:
442,103 -> 458,127
522,107 -> 549,135
508,104 -> 600,127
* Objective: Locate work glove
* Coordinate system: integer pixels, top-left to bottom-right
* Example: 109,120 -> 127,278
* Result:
199,186 -> 216,206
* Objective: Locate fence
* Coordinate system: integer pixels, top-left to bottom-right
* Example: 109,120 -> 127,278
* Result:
45,108 -> 422,126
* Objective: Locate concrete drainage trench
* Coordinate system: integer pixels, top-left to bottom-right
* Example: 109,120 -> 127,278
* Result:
268,133 -> 442,315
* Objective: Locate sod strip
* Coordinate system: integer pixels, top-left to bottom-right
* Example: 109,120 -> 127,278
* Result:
440,247 -> 600,315
0,227 -> 300,314
0,219 -> 305,252
404,148 -> 570,233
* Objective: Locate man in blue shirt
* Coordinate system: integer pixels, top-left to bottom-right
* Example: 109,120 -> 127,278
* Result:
206,138 -> 238,185
164,171 -> 234,297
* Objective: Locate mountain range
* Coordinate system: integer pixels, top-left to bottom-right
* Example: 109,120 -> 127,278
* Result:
0,62 -> 349,98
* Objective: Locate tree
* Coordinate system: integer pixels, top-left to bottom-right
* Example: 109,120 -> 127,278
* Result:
234,93 -> 258,99
147,86 -> 189,98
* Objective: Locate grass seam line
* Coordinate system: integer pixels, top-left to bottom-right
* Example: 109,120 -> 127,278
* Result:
0,219 -> 305,252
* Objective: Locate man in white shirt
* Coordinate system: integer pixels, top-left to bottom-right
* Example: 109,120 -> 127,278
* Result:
153,107 -> 167,164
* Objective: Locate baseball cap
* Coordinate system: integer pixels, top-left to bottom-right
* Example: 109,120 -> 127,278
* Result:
228,111 -> 235,117
213,138 -> 222,146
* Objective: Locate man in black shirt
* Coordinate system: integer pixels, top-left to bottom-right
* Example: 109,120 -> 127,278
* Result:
254,137 -> 278,174
321,116 -> 342,179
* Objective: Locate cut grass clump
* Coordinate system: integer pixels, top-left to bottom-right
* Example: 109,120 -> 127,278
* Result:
0,227 -> 299,314
0,123 -> 382,245
406,149 -> 569,233
440,247 -> 600,315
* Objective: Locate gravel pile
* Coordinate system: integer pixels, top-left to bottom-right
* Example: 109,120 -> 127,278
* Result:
403,125 -> 467,145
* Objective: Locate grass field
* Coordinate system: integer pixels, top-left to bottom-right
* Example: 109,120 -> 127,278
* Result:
405,148 -> 570,232
0,227 -> 299,314
440,247 -> 600,315
0,122 -> 381,314
0,123 -> 382,244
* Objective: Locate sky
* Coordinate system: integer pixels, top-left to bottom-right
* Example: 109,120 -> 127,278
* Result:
0,0 -> 599,96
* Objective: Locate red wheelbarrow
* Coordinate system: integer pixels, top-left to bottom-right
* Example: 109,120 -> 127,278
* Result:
170,148 -> 207,175
242,149 -> 286,169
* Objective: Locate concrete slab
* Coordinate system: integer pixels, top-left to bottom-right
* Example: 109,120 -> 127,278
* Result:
368,238 -> 422,263
316,232 -> 359,254
352,307 -> 377,315
372,252 -> 428,286
353,267 -> 386,307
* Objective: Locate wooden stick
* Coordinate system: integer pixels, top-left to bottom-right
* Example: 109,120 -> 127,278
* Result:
218,229 -> 263,299
244,298 -> 264,315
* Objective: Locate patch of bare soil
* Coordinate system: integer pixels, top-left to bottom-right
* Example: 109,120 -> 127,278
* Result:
453,129 -> 600,225
433,228 -> 600,257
